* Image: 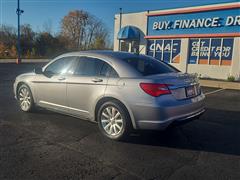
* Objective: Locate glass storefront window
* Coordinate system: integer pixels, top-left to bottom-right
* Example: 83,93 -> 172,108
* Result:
188,39 -> 199,64
147,40 -> 155,57
163,40 -> 172,63
222,38 -> 234,66
199,39 -> 210,64
210,38 -> 221,65
147,39 -> 181,63
188,38 -> 234,66
172,40 -> 181,63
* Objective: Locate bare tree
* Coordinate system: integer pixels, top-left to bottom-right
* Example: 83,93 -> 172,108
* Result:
0,25 -> 17,47
61,10 -> 89,50
20,24 -> 35,56
43,19 -> 53,34
86,16 -> 102,49
0,9 -> 111,59
61,10 -> 110,50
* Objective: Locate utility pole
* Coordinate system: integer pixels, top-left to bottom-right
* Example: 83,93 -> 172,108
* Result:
118,8 -> 122,51
16,0 -> 24,64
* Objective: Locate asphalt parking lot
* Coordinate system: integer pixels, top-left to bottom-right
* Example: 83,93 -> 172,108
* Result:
0,63 -> 240,180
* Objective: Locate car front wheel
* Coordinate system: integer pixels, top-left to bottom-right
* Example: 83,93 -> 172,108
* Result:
17,84 -> 34,112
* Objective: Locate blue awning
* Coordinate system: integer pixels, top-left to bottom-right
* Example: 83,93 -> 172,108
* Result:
117,26 -> 140,40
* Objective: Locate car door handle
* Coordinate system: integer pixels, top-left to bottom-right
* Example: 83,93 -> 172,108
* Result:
92,78 -> 103,83
58,77 -> 66,81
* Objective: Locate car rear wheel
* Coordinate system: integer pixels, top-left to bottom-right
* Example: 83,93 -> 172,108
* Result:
97,101 -> 131,140
18,84 -> 34,112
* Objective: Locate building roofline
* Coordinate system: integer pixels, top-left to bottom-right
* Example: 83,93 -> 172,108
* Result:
115,1 -> 239,16
146,2 -> 240,16
145,33 -> 240,39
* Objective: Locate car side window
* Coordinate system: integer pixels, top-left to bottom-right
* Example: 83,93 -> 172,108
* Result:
44,56 -> 76,75
74,57 -> 119,77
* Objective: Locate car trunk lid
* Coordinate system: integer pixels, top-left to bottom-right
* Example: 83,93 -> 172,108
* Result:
146,72 -> 201,100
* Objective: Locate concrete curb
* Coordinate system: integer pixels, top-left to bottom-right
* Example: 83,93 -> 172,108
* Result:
200,79 -> 240,90
0,59 -> 50,63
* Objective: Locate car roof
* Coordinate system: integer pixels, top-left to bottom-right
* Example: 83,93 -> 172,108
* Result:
50,51 -> 146,78
57,50 -> 145,61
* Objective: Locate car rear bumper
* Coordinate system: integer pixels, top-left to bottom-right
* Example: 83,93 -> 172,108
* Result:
132,93 -> 205,130
136,108 -> 205,130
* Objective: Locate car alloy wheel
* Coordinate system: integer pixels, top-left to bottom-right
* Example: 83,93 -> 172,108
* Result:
18,84 -> 34,112
98,100 -> 132,140
101,106 -> 124,136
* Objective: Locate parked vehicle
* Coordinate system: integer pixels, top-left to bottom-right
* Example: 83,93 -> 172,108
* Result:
14,51 -> 205,140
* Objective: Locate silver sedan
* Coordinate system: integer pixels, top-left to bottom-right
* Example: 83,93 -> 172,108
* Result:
14,51 -> 205,140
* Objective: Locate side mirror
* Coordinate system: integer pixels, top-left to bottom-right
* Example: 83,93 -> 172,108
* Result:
34,67 -> 43,74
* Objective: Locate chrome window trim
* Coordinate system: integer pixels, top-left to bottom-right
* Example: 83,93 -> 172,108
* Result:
39,100 -> 89,113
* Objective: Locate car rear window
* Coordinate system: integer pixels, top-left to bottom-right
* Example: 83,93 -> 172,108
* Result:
123,56 -> 179,76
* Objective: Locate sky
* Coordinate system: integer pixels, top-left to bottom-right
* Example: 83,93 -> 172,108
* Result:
0,0 -> 238,40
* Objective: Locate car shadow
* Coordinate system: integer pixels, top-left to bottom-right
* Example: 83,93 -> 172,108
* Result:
125,107 -> 240,156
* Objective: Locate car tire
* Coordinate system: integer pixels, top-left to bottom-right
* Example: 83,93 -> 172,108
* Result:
17,84 -> 35,112
97,100 -> 132,141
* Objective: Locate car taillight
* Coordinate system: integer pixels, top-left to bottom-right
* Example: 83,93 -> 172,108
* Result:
140,83 -> 171,97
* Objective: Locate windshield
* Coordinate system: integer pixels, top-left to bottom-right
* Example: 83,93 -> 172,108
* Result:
122,56 -> 179,76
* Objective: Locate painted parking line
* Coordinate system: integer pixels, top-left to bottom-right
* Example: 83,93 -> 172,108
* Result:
205,88 -> 225,95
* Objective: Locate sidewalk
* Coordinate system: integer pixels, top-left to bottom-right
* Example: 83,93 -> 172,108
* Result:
200,79 -> 240,90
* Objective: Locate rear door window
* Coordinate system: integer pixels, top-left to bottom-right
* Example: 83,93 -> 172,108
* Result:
123,56 -> 179,76
74,57 -> 119,77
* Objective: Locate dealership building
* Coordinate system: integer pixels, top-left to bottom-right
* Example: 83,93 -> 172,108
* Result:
114,2 -> 240,80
